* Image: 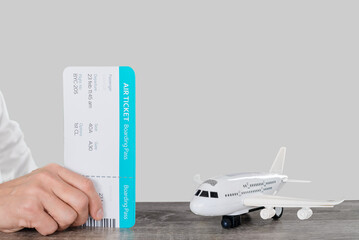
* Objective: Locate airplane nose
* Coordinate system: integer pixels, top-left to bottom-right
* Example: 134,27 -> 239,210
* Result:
190,199 -> 203,215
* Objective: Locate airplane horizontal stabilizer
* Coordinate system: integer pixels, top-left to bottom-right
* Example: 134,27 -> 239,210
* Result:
284,179 -> 311,183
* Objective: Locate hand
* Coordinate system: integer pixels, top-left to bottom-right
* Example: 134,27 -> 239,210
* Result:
0,163 -> 103,235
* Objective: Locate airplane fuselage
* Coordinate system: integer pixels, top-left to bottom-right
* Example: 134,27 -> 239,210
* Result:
190,172 -> 287,216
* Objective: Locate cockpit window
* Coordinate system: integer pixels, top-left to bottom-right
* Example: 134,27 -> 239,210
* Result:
210,192 -> 218,198
203,179 -> 218,186
195,190 -> 201,196
200,191 -> 209,197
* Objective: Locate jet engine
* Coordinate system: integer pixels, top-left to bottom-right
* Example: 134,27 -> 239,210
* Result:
260,208 -> 276,220
297,208 -> 313,220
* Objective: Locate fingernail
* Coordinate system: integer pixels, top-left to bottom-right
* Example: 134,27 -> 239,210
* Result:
97,208 -> 104,219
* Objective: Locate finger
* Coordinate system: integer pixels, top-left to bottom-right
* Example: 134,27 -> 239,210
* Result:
51,177 -> 90,226
40,192 -> 78,231
57,167 -> 103,220
32,211 -> 58,236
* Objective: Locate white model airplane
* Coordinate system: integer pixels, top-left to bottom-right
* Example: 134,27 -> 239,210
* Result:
190,147 -> 343,229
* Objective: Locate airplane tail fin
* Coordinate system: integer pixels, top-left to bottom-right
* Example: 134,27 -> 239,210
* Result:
269,147 -> 286,174
193,174 -> 203,184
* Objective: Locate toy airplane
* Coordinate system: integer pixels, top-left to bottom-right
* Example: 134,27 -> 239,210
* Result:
190,147 -> 343,229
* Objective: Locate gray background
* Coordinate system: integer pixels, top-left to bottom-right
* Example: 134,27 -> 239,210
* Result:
0,1 -> 358,201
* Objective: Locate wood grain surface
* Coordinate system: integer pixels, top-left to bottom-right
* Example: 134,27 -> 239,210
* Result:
0,201 -> 358,239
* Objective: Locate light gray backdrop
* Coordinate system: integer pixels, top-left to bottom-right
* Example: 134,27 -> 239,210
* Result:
0,1 -> 358,201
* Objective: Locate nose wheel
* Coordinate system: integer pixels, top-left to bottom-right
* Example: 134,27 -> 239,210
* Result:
221,215 -> 241,229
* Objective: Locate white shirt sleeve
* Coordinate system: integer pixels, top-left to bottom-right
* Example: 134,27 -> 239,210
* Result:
0,91 -> 38,183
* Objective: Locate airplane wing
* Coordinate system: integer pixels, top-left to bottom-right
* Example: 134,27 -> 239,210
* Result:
243,195 -> 344,208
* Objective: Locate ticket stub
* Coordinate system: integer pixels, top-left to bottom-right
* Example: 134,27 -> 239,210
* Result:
63,66 -> 135,228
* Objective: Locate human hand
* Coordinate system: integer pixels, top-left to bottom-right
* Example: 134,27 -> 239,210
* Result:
0,163 -> 103,235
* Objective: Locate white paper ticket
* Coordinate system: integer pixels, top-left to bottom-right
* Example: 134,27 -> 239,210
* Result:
63,66 -> 136,228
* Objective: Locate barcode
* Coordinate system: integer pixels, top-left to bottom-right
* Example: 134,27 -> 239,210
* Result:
82,217 -> 116,228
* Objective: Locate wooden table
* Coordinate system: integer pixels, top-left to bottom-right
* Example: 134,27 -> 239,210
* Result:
0,201 -> 358,239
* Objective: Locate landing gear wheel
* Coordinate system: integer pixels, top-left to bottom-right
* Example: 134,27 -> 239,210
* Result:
221,217 -> 232,229
221,215 -> 241,229
272,207 -> 283,219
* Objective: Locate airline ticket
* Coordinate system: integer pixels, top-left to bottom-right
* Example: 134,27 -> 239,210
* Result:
63,66 -> 135,228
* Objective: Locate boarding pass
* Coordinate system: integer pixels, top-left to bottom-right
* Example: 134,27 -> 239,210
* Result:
63,66 -> 135,228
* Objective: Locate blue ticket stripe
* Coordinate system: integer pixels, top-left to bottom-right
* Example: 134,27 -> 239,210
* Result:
119,66 -> 136,228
